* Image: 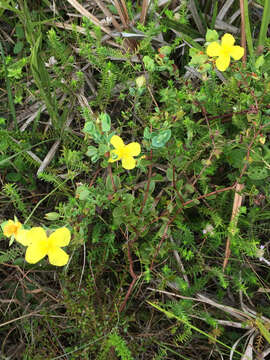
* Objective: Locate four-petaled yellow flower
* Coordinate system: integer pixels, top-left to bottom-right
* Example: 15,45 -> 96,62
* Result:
3,220 -> 22,239
109,135 -> 141,170
206,33 -> 244,71
17,227 -> 70,266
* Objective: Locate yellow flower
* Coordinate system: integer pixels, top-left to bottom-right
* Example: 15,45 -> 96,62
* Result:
206,33 -> 244,71
109,135 -> 141,170
3,220 -> 22,239
16,227 -> 70,266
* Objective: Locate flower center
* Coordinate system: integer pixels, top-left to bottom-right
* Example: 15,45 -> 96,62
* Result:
115,146 -> 130,160
8,224 -> 17,234
221,45 -> 232,57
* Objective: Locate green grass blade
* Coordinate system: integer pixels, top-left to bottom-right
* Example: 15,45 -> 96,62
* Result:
258,0 -> 270,49
243,0 -> 254,60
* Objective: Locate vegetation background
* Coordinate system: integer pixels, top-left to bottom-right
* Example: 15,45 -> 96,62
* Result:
1,0 -> 270,359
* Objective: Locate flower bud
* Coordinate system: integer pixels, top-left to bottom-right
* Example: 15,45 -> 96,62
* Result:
44,212 -> 60,221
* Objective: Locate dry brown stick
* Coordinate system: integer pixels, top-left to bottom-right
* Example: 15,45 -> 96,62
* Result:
118,230 -> 140,312
223,182 -> 244,271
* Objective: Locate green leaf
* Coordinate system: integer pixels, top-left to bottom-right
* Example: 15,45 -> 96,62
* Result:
166,168 -> 173,181
83,121 -> 95,135
106,175 -> 121,191
143,127 -> 152,140
189,52 -> 208,66
247,163 -> 269,180
6,172 -> 21,182
100,113 -> 111,132
13,41 -> 24,54
255,55 -> 265,69
227,149 -> 246,169
113,206 -> 125,226
76,185 -> 90,200
0,155 -> 9,168
15,25 -> 25,40
143,56 -> 155,71
159,46 -> 172,56
151,129 -> 171,148
86,146 -> 98,157
83,121 -> 101,142
144,180 -> 155,193
205,29 -> 219,42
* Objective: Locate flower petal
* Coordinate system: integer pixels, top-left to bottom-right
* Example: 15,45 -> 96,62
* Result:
110,135 -> 124,150
48,247 -> 69,266
27,227 -> 47,243
230,45 -> 244,60
216,55 -> 230,71
125,142 -> 141,157
206,42 -> 221,57
221,33 -> 235,47
122,156 -> 136,170
48,227 -> 70,247
16,229 -> 31,246
25,242 -> 47,264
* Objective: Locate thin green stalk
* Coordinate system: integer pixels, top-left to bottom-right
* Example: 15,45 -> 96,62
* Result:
0,40 -> 17,130
258,0 -> 270,49
24,177 -> 70,225
154,342 -> 191,359
243,0 -> 254,60
148,301 -> 245,357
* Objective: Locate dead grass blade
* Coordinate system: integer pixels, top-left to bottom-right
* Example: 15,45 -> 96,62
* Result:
223,183 -> 244,271
217,0 -> 235,21
95,0 -> 122,31
66,0 -> 111,35
188,0 -> 205,35
37,114 -> 73,175
229,329 -> 255,360
241,332 -> 254,360
53,21 -> 87,35
140,0 -> 149,25
196,293 -> 250,321
113,0 -> 130,28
